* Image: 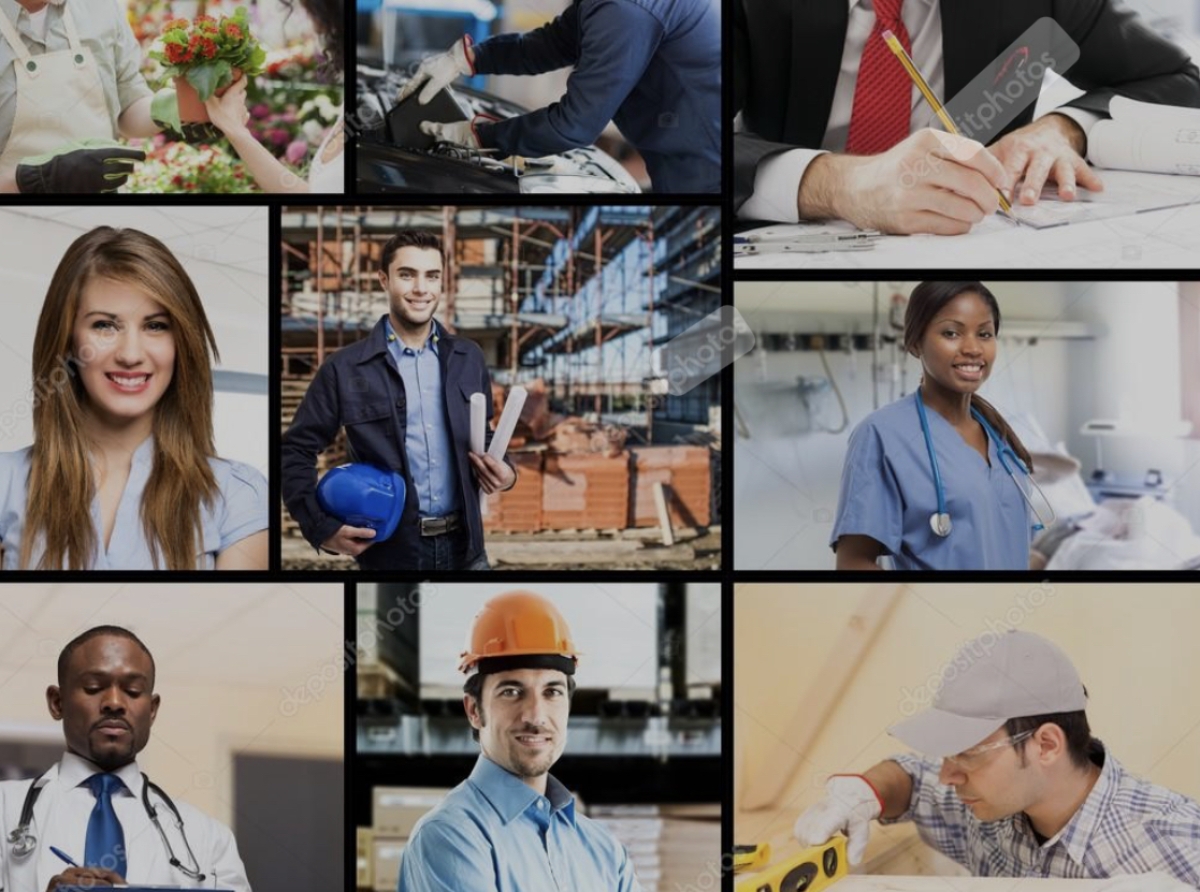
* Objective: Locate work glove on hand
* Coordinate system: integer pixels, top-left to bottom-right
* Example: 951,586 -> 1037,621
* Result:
396,35 -> 475,105
793,775 -> 883,866
151,88 -> 221,144
420,117 -> 490,151
16,139 -> 145,193
1097,873 -> 1197,892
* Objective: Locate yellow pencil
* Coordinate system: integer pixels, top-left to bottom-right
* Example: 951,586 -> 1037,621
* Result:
881,29 -> 1015,217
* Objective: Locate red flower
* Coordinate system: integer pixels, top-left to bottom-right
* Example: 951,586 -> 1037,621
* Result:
165,43 -> 192,64
200,37 -> 217,59
222,22 -> 243,40
195,15 -> 217,24
164,18 -> 189,31
185,182 -> 196,190
172,174 -> 184,186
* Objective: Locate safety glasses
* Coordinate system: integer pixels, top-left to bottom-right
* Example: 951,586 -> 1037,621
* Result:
943,730 -> 1034,771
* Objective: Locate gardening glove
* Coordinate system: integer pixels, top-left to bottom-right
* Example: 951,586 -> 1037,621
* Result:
151,88 -> 221,144
793,775 -> 883,866
16,139 -> 145,193
396,35 -> 475,105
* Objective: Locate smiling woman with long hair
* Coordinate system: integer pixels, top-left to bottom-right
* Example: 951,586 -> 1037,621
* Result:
0,226 -> 269,571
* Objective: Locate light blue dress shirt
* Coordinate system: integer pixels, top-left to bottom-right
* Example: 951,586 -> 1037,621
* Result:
830,391 -> 1032,570
385,320 -> 460,518
0,437 -> 268,570
399,755 -> 642,892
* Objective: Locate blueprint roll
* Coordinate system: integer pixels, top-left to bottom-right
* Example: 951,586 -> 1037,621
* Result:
1089,96 -> 1200,176
471,392 -> 487,513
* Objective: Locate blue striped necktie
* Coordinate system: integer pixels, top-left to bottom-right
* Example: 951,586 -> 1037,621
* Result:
84,773 -> 127,878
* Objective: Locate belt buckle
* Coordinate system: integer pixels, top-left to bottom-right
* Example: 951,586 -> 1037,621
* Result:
420,515 -> 456,537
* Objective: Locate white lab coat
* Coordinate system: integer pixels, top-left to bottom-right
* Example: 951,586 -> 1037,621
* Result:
0,753 -> 251,892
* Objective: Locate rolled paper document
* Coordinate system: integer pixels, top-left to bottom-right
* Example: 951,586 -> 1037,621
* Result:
487,386 -> 527,460
470,392 -> 487,513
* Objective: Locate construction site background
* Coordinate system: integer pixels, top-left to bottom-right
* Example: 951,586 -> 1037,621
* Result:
280,205 -> 722,570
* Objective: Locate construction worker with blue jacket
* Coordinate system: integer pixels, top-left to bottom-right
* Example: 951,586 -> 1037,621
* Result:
280,229 -> 516,572
397,0 -> 721,194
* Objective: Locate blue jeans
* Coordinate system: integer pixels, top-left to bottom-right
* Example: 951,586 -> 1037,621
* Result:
414,525 -> 490,571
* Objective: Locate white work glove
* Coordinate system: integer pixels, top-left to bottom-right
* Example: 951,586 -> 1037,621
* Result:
1097,873 -> 1196,892
421,117 -> 499,151
397,36 -> 475,105
793,775 -> 883,866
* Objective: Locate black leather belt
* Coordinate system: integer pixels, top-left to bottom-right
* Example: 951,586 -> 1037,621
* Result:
419,513 -> 462,537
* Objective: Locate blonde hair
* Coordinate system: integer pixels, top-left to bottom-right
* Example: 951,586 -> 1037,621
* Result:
24,226 -> 220,570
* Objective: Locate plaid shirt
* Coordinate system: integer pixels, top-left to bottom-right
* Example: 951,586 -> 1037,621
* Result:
881,741 -> 1200,886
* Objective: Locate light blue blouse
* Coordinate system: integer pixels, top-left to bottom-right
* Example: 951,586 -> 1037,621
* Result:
0,438 -> 268,570
831,392 -> 1032,571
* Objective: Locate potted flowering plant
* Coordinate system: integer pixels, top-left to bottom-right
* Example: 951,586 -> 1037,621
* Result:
150,7 -> 266,122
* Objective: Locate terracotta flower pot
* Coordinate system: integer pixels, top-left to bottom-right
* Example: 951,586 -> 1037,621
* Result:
174,68 -> 242,123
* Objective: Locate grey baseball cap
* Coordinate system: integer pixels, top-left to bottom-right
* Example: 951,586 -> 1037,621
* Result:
889,630 -> 1088,757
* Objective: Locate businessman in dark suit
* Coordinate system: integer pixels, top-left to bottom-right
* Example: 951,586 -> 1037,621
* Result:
734,0 -> 1200,234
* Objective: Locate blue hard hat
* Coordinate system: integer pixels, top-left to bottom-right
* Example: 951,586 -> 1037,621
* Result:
316,463 -> 406,542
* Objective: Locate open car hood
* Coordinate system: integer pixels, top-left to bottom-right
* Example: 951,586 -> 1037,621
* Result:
356,64 -> 642,194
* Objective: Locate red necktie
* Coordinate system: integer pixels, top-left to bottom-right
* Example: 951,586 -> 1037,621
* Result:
845,0 -> 913,155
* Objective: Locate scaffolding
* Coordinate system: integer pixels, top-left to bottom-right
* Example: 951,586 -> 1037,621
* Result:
280,205 -> 720,430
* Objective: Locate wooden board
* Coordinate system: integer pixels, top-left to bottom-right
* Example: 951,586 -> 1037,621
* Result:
837,879 -> 1110,891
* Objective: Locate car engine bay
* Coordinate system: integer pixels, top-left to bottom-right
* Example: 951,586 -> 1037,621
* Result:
356,65 -> 642,194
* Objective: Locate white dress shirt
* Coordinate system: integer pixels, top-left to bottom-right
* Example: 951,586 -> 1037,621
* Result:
739,0 -> 1101,222
0,752 -> 251,891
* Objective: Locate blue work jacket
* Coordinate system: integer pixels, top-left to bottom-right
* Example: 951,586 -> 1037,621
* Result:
281,316 -> 501,570
473,0 -> 721,193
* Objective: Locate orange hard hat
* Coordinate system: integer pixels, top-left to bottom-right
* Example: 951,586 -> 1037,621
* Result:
458,590 -> 580,675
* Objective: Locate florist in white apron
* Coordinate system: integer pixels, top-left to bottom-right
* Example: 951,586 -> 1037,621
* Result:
0,0 -> 216,193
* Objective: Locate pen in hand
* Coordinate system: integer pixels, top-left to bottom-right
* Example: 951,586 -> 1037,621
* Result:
49,846 -> 79,867
880,28 -> 1016,218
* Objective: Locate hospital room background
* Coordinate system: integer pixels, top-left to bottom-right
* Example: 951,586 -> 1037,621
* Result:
733,281 -> 1200,570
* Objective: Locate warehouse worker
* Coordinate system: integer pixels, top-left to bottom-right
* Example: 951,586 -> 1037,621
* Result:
0,0 -> 214,193
281,230 -> 516,572
399,590 -> 643,891
0,625 -> 252,891
794,631 -> 1200,886
397,0 -> 721,194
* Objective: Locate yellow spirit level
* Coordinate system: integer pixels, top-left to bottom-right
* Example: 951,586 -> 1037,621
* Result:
735,836 -> 847,892
733,843 -> 771,871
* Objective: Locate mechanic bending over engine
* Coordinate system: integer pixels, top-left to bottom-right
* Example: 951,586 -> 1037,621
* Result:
397,0 -> 720,194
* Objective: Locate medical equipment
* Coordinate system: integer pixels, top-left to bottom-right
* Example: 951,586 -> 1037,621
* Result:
915,389 -> 1057,537
9,770 -> 208,880
735,836 -> 847,892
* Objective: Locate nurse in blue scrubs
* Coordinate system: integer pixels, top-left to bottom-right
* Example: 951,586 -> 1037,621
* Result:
831,282 -> 1036,571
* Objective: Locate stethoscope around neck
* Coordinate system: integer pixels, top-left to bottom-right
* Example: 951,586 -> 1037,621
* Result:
7,769 -> 207,881
914,388 -> 1056,538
